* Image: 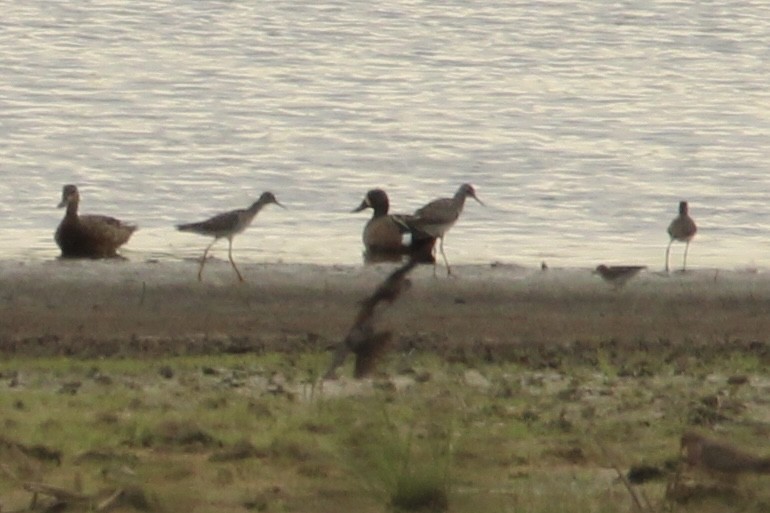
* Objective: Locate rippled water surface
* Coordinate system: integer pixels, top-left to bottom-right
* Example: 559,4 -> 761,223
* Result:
1,1 -> 769,269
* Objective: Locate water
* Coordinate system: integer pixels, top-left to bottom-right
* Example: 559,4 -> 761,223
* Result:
1,0 -> 769,269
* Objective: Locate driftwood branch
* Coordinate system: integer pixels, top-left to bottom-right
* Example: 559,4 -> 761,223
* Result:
595,440 -> 654,513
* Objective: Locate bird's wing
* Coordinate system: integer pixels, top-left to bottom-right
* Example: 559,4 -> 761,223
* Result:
80,214 -> 136,231
387,214 -> 412,234
414,198 -> 458,225
609,265 -> 646,276
61,215 -> 136,250
178,209 -> 241,233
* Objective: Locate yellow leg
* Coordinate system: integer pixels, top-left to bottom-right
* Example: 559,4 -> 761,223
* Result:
665,239 -> 673,273
439,236 -> 452,276
228,237 -> 244,282
198,239 -> 217,281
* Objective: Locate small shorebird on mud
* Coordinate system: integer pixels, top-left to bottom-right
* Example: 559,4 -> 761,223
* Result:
593,264 -> 646,289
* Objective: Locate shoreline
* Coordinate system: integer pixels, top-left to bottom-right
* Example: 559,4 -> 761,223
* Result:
1,259 -> 769,359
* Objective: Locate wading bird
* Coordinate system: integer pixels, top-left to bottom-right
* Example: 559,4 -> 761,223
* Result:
665,201 -> 697,272
177,192 -> 283,282
398,183 -> 483,275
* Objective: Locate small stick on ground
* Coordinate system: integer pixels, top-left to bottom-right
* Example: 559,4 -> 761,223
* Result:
595,440 -> 655,513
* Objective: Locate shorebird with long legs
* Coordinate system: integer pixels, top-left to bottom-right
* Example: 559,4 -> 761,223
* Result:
352,188 -> 435,264
177,192 -> 284,282
399,183 -> 483,276
55,184 -> 137,259
665,201 -> 697,272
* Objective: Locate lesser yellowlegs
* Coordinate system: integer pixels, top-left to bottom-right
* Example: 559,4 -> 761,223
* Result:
177,191 -> 284,282
665,201 -> 697,272
398,183 -> 483,275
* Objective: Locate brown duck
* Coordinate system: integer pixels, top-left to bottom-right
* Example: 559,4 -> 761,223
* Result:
353,189 -> 435,264
681,431 -> 770,479
55,185 -> 137,258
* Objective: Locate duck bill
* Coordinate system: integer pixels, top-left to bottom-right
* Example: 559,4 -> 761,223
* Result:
351,200 -> 369,213
57,198 -> 68,208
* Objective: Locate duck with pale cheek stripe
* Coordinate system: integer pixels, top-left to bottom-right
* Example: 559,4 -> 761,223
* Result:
352,188 -> 435,264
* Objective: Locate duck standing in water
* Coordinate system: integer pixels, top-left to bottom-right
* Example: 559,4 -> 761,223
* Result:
353,189 -> 435,264
55,184 -> 137,259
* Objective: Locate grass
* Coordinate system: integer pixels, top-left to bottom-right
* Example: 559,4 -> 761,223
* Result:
0,346 -> 769,512
342,401 -> 456,511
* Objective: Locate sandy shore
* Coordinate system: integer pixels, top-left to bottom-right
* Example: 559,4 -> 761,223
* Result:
1,259 -> 769,359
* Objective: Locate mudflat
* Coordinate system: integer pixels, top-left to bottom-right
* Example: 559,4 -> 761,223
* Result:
1,260 -> 768,359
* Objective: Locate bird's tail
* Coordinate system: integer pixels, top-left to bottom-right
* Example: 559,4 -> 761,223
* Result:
176,222 -> 199,232
393,214 -> 433,240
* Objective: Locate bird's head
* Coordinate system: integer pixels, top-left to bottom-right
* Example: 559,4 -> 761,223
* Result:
259,191 -> 285,209
458,183 -> 484,206
353,188 -> 388,213
58,184 -> 80,208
